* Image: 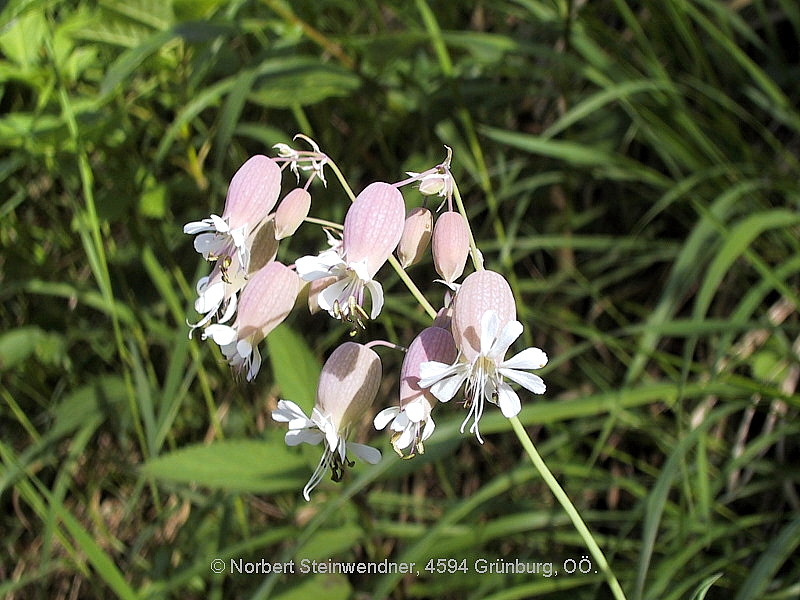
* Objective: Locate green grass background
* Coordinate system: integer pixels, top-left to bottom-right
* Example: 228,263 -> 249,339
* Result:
1,0 -> 798,598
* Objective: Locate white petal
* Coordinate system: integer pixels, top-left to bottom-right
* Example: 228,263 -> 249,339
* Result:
295,250 -> 343,281
480,310 -> 500,355
403,398 -> 426,423
349,259 -> 371,282
495,381 -> 522,417
246,345 -> 262,381
347,442 -> 382,464
489,320 -> 524,361
421,416 -> 436,441
183,219 -> 213,234
390,411 -> 410,432
236,339 -> 252,358
393,426 -> 414,451
202,324 -> 237,346
218,293 -> 238,324
317,277 -> 349,313
209,214 -> 229,232
418,360 -> 457,387
285,429 -> 324,446
195,280 -> 224,314
193,232 -> 219,256
272,399 -> 309,422
230,225 -> 247,249
500,368 -> 546,394
366,279 -> 384,319
373,407 -> 400,430
502,347 -> 548,370
429,370 -> 468,403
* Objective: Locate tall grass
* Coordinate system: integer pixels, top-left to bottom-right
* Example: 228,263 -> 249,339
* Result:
1,0 -> 798,599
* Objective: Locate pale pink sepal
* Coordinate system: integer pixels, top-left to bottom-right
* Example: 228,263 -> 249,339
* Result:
342,182 -> 405,278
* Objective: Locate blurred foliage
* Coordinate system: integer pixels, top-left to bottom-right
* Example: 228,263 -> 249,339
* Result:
1,0 -> 799,599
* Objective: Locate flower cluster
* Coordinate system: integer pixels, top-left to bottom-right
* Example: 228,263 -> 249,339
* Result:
184,138 -> 548,499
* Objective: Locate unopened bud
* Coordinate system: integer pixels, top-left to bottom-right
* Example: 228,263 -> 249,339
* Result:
432,211 -> 470,283
317,342 -> 382,431
274,188 -> 312,240
396,207 -> 433,268
452,270 -> 516,361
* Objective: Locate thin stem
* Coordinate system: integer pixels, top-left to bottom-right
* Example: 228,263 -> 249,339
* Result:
451,180 -> 484,271
387,255 -> 437,319
509,416 -> 628,600
304,216 -> 343,230
325,159 -> 357,203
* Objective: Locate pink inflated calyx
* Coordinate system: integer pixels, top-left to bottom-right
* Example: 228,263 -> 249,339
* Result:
396,207 -> 433,268
342,182 -> 405,278
235,261 -> 300,341
317,342 -> 382,431
452,270 -> 516,362
274,188 -> 312,240
224,155 -> 282,230
400,327 -> 457,410
432,211 -> 470,283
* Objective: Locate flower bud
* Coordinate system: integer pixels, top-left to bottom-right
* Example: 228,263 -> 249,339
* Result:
396,207 -> 432,268
224,155 -> 282,230
274,188 -> 311,240
235,261 -> 300,341
452,270 -> 516,361
400,327 -> 457,411
343,182 -> 405,278
317,342 -> 382,431
432,211 -> 470,283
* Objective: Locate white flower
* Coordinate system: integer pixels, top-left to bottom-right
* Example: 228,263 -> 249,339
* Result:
418,310 -> 547,443
295,244 -> 384,325
184,214 -> 251,272
273,400 -> 381,500
373,397 -> 436,457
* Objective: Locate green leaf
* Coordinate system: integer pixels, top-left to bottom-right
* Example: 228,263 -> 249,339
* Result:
267,324 -> 321,412
734,517 -> 800,600
271,574 -> 351,600
689,573 -> 723,600
248,58 -> 361,108
141,437 -> 309,494
296,525 -> 363,562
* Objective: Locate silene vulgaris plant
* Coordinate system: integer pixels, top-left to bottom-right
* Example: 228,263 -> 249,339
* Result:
184,136 -> 627,600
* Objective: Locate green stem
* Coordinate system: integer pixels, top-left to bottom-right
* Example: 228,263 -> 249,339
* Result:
452,180 -> 484,271
387,255 -> 437,319
509,416 -> 628,600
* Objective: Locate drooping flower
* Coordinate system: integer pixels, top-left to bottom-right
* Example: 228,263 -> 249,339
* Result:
184,155 -> 282,277
295,182 -> 405,328
272,342 -> 383,500
402,145 -> 454,200
418,270 -> 547,442
202,261 -> 300,381
374,327 -> 456,457
187,219 -> 279,337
